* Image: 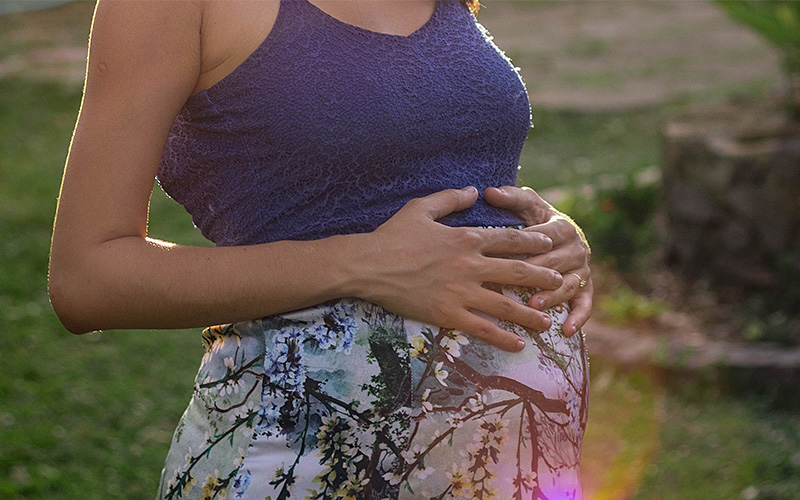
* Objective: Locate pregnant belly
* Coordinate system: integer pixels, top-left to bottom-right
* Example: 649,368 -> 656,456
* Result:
402,282 -> 589,499
157,258 -> 589,500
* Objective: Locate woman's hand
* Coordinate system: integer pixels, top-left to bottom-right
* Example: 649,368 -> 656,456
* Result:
484,186 -> 593,337
47,0 -> 586,341
352,186 -> 564,352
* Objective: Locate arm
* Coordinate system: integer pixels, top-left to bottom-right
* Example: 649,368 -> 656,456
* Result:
48,0 -> 562,351
484,186 -> 594,337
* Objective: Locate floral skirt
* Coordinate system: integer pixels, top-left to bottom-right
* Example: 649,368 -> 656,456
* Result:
156,286 -> 589,500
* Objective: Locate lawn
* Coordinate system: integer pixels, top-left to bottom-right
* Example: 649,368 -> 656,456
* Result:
2,0 -> 800,496
3,75 -> 800,499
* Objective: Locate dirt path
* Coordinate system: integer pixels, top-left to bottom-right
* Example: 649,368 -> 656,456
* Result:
0,0 -> 781,110
0,1 -> 93,84
479,0 -> 781,109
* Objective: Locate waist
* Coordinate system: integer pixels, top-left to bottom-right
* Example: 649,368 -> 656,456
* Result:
212,197 -> 526,246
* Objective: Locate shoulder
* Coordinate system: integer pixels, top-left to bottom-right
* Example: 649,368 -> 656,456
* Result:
87,0 -> 203,96
91,0 -> 203,48
194,0 -> 281,94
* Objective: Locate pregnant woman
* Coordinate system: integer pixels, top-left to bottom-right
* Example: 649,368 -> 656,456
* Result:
48,0 -> 593,498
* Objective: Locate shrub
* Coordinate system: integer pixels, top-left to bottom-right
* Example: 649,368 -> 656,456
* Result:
713,0 -> 800,118
555,175 -> 660,271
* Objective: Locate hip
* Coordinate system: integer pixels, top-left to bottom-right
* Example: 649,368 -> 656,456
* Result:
157,238 -> 590,498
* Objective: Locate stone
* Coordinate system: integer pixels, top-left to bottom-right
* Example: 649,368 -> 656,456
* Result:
718,220 -> 753,256
753,204 -> 791,253
710,255 -> 778,289
665,180 -> 720,225
725,186 -> 761,220
771,138 -> 800,183
662,101 -> 800,325
584,317 -> 800,374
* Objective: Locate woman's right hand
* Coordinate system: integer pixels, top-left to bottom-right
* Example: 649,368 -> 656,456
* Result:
47,1 -> 561,342
350,186 -> 563,352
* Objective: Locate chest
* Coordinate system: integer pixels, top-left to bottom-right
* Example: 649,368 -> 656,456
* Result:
194,0 -> 440,96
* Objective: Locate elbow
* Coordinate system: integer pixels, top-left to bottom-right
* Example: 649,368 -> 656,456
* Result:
47,264 -> 95,335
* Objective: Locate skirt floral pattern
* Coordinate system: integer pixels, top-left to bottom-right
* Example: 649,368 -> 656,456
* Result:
156,285 -> 589,500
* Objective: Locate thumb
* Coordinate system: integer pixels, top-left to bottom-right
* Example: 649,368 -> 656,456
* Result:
484,186 -> 544,210
484,186 -> 550,225
414,186 -> 479,220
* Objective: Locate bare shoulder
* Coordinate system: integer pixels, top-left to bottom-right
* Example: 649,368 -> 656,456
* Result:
54,0 -> 205,250
86,0 -> 203,104
194,0 -> 281,94
90,0 -> 203,67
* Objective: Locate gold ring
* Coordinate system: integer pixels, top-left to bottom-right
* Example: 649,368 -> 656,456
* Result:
570,272 -> 587,288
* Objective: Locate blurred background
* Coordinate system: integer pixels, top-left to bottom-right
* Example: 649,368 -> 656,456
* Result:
1,0 -> 799,498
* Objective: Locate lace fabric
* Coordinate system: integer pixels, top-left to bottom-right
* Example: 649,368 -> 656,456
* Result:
157,0 -> 531,246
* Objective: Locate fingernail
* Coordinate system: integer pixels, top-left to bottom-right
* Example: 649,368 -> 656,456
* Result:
543,236 -> 553,246
496,187 -> 506,194
462,186 -> 477,193
535,297 -> 545,309
554,272 -> 563,284
516,338 -> 526,351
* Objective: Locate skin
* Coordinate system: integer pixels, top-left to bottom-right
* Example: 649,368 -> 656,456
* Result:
48,0 -> 593,352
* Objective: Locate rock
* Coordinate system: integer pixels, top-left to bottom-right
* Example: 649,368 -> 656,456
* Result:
665,181 -> 720,225
585,318 -> 800,374
725,186 -> 760,220
718,220 -> 753,255
662,102 -> 800,315
753,204 -> 790,253
711,254 -> 779,289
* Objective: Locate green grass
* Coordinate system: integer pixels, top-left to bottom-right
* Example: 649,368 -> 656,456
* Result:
518,108 -> 664,191
634,377 -> 800,500
584,363 -> 800,500
2,76 -> 800,500
0,77 -> 205,499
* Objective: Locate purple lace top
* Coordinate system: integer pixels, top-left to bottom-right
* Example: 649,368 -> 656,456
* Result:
158,0 -> 531,246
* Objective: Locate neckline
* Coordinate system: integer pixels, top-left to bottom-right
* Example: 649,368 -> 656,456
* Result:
302,0 -> 441,40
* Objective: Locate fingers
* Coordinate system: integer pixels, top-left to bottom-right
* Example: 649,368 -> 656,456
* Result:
524,244 -> 586,274
466,288 -> 553,332
526,217 -> 575,246
450,311 -> 526,352
477,256 -> 563,290
526,218 -> 590,281
528,212 -> 590,261
474,227 -> 553,256
528,267 -> 591,311
408,186 -> 479,221
483,186 -> 552,226
563,279 -> 594,337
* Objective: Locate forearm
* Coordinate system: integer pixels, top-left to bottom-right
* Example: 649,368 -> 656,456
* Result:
50,187 -> 568,350
48,233 -> 370,334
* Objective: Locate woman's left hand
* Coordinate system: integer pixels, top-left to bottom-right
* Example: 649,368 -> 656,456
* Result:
484,186 -> 593,337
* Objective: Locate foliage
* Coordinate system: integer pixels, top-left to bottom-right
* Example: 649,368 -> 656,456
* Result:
769,251 -> 800,315
713,0 -> 800,116
554,175 -> 661,271
713,0 -> 800,72
731,252 -> 800,345
741,309 -> 796,345
600,284 -> 667,327
4,76 -> 800,498
518,109 -> 663,191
